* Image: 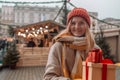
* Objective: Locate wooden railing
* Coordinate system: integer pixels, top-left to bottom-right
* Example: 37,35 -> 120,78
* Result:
17,46 -> 50,67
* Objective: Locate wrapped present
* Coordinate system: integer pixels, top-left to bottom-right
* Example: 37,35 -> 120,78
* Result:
86,49 -> 103,63
82,62 -> 116,80
82,48 -> 120,80
115,63 -> 120,80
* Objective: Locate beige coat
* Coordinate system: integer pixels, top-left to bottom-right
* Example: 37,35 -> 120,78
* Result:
43,42 -> 100,80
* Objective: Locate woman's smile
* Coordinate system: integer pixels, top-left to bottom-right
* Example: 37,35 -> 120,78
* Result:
70,17 -> 87,37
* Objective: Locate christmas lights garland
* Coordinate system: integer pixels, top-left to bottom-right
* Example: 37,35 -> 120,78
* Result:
0,1 -> 63,4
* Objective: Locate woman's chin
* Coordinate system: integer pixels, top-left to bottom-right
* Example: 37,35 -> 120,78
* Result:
73,34 -> 82,37
73,33 -> 85,37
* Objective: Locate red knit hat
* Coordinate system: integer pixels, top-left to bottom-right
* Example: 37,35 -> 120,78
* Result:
67,8 -> 91,27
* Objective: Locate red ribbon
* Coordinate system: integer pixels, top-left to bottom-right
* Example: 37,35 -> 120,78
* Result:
101,59 -> 113,80
85,63 -> 107,80
86,62 -> 88,80
102,64 -> 107,80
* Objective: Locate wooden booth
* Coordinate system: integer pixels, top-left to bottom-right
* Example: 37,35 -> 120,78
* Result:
14,20 -> 65,66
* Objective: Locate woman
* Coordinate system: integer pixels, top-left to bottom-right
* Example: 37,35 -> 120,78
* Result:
43,8 -> 100,80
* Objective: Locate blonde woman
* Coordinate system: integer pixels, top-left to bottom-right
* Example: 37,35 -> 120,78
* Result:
43,8 -> 100,80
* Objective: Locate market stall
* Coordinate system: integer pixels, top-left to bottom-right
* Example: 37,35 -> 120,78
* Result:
14,20 -> 65,66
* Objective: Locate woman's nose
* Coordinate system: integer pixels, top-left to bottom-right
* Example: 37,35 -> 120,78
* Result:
75,24 -> 80,29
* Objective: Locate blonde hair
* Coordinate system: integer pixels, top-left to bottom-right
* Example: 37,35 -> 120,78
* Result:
85,27 -> 95,52
53,20 -> 95,52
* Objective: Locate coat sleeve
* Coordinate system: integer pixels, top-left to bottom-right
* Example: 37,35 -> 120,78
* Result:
43,42 -> 71,80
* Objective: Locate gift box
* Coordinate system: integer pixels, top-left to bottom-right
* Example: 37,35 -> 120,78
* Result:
86,49 -> 102,63
115,63 -> 120,80
82,62 -> 116,80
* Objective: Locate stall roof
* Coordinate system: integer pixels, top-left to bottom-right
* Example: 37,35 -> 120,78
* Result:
14,20 -> 66,33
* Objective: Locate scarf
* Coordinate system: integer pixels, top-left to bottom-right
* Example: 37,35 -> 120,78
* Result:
56,35 -> 87,80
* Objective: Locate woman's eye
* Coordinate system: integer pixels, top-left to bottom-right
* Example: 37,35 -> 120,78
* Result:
79,22 -> 84,25
71,22 -> 75,25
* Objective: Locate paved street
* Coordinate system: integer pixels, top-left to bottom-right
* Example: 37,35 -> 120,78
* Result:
0,66 -> 45,80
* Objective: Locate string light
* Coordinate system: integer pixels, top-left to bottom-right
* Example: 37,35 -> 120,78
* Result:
68,2 -> 120,28
0,1 -> 64,4
26,30 -> 28,32
40,27 -> 42,30
18,32 -> 21,36
32,28 -> 35,30
0,0 -> 119,28
17,25 -> 50,38
45,26 -> 48,28
1,0 -> 119,39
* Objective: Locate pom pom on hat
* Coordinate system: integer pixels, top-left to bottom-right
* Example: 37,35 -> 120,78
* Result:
67,8 -> 91,27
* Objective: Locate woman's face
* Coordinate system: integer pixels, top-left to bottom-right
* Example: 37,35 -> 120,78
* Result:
69,16 -> 87,37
